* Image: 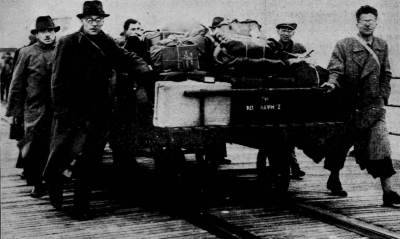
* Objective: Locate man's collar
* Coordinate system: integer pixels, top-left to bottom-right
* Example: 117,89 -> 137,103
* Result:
357,33 -> 373,45
279,39 -> 294,50
36,39 -> 56,48
79,26 -> 105,38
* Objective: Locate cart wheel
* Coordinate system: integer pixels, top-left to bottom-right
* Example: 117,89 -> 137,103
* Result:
256,148 -> 290,194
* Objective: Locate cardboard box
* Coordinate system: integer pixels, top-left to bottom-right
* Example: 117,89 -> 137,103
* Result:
153,81 -> 231,127
161,45 -> 200,72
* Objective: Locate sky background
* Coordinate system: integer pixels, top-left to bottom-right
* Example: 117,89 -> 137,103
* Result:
1,0 -> 399,75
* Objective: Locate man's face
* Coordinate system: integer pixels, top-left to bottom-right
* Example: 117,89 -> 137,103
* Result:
81,15 -> 104,36
357,13 -> 377,37
125,23 -> 142,37
277,27 -> 294,43
36,29 -> 56,45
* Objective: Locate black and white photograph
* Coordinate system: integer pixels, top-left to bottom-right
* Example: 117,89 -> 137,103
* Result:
1,0 -> 399,238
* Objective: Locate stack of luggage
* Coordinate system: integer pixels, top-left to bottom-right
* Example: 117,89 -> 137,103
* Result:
144,18 -> 338,127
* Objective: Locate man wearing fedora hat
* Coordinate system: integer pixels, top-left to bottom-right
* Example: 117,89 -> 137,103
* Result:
44,0 -> 151,219
6,15 -> 59,198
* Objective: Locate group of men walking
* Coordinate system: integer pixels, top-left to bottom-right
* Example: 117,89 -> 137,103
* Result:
4,1 -> 400,221
6,1 -> 152,220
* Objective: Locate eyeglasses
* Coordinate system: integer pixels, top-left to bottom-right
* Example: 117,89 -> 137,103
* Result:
359,19 -> 376,25
85,18 -> 104,25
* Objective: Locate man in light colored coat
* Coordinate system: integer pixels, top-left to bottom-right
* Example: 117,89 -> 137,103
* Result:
6,16 -> 59,198
322,5 -> 399,206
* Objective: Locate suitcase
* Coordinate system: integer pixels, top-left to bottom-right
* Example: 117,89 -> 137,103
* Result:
153,80 -> 231,127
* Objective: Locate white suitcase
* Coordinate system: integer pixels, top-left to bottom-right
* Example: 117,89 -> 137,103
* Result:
153,80 -> 231,127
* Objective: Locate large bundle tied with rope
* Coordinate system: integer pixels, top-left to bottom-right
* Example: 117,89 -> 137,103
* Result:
210,19 -> 282,58
149,20 -> 215,73
209,18 -> 328,86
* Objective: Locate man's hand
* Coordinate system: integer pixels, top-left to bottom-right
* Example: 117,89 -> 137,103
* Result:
320,82 -> 336,93
13,116 -> 24,125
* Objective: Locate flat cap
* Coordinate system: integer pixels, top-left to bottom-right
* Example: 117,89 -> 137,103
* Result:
276,23 -> 297,30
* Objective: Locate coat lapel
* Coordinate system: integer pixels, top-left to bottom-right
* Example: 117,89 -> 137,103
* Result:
351,41 -> 367,68
351,39 -> 379,79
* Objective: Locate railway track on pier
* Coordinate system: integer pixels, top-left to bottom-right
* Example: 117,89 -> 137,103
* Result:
158,160 -> 400,239
176,199 -> 400,239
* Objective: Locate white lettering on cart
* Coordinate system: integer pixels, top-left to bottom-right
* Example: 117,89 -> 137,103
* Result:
261,96 -> 270,101
246,105 -> 254,111
260,104 -> 281,110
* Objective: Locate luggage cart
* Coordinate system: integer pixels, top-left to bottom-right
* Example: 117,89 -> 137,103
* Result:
145,73 -> 346,194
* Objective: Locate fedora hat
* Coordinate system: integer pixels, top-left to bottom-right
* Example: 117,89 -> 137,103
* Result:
210,17 -> 224,29
77,1 -> 110,18
31,16 -> 60,34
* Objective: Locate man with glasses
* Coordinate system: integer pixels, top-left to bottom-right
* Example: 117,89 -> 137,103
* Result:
7,16 -> 59,198
44,1 -> 152,219
321,5 -> 400,206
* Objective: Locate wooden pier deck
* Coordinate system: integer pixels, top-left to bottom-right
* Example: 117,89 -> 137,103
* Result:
1,94 -> 400,238
2,137 -> 400,238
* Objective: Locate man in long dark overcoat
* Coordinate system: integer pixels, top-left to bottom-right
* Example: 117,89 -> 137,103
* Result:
43,1 -> 152,219
6,16 -> 60,198
322,5 -> 399,206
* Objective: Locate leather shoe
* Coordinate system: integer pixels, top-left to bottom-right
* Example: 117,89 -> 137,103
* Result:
291,168 -> 305,178
383,190 -> 400,206
49,188 -> 63,210
29,186 -> 46,198
329,188 -> 348,197
216,158 -> 231,165
327,177 -> 348,197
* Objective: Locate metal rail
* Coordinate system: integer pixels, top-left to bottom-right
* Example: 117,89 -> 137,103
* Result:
178,199 -> 400,239
292,201 -> 400,239
183,211 -> 262,239
387,104 -> 400,108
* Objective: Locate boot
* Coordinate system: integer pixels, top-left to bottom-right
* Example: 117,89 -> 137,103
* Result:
327,174 -> 348,197
291,166 -> 305,179
30,183 -> 46,198
49,185 -> 63,210
383,190 -> 400,206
